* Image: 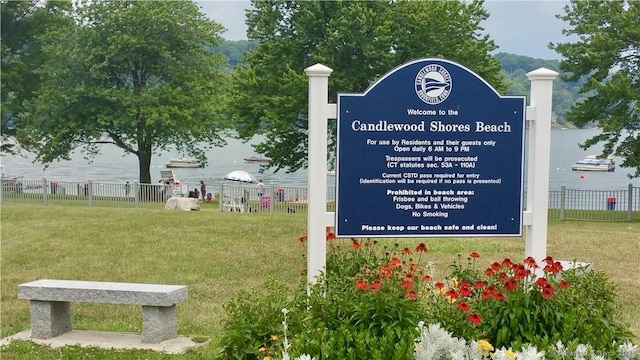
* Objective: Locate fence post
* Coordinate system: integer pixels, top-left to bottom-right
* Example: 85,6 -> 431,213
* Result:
219,183 -> 224,211
559,186 -> 565,220
627,183 -> 633,222
134,181 -> 140,209
88,180 -> 94,207
269,184 -> 274,213
43,178 -> 48,205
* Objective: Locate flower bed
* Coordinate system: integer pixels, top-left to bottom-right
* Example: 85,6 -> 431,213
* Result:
219,231 -> 637,360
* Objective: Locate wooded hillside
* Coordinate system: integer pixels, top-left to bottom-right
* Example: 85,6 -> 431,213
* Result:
213,41 -> 585,125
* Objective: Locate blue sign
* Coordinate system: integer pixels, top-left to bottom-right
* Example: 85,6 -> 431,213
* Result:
335,58 -> 526,237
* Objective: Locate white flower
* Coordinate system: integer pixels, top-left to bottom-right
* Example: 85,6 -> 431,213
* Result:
574,344 -> 588,360
618,341 -> 638,360
515,344 -> 545,360
554,340 -> 567,358
281,308 -> 289,315
294,355 -> 314,360
413,323 -> 474,360
493,347 -> 515,360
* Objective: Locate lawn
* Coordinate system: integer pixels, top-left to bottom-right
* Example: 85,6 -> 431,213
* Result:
1,203 -> 638,359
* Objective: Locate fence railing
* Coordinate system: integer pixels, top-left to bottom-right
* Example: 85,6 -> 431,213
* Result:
547,184 -> 639,221
1,178 -> 638,221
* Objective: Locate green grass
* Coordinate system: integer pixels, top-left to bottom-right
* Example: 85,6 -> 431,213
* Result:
1,203 -> 638,358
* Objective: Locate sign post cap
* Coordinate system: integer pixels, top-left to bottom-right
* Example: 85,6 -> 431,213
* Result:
305,63 -> 333,77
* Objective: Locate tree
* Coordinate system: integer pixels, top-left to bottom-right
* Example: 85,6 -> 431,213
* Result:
1,0 -> 73,154
16,0 -> 229,184
551,0 -> 640,178
228,0 -> 504,173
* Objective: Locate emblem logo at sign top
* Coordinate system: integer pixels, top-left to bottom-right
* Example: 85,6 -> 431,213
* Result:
414,64 -> 452,105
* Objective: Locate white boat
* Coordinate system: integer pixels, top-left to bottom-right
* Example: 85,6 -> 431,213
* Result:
571,155 -> 615,172
243,155 -> 271,164
165,158 -> 202,168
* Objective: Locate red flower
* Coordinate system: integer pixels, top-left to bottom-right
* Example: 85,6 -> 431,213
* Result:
402,247 -> 413,255
484,268 -> 495,276
473,280 -> 487,289
504,278 -> 519,292
493,292 -> 505,301
469,252 -> 480,258
402,281 -> 414,291
297,235 -> 307,243
415,243 -> 428,253
434,282 -> 445,289
481,289 -> 493,300
355,280 -> 369,290
457,302 -> 470,311
498,272 -> 509,281
535,277 -> 549,287
326,232 -> 335,241
404,274 -> 415,282
559,279 -> 569,289
514,267 -> 529,280
541,285 -> 555,299
405,291 -> 417,301
446,289 -> 459,299
351,239 -> 362,249
390,257 -> 402,267
468,313 -> 482,324
378,266 -> 393,279
459,284 -> 473,297
501,258 -> 514,267
421,274 -> 432,282
490,262 -> 502,271
481,285 -> 498,300
371,280 -> 382,291
544,261 -> 563,274
524,256 -> 538,268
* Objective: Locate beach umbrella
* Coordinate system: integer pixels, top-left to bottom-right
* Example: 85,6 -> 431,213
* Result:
224,170 -> 257,183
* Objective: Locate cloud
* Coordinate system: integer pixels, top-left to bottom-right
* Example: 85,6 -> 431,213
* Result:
197,0 -> 251,40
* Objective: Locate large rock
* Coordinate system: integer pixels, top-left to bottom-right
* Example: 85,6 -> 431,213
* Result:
164,197 -> 200,211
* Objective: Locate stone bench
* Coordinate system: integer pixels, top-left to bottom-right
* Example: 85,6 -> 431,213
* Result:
18,279 -> 188,343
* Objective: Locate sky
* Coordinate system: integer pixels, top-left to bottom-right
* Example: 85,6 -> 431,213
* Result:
198,0 -> 574,60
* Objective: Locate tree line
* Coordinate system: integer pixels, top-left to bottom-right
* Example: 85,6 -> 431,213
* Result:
213,42 -> 586,127
2,0 -> 638,181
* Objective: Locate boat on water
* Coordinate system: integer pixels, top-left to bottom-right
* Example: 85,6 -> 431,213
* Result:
165,157 -> 203,168
571,155 -> 615,172
244,155 -> 271,164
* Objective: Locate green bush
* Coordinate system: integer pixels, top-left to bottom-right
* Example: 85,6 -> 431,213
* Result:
424,255 -> 633,350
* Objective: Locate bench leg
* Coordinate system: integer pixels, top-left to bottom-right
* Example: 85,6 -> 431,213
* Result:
141,305 -> 177,343
29,300 -> 72,339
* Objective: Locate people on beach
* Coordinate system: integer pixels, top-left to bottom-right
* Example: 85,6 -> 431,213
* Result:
200,180 -> 206,202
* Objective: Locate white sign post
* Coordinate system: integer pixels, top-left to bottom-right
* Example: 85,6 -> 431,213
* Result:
524,68 -> 559,265
304,64 -> 334,286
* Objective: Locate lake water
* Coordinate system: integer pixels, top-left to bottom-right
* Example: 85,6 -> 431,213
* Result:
1,129 -> 637,190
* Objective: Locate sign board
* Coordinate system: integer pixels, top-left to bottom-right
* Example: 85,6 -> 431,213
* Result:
335,58 -> 526,237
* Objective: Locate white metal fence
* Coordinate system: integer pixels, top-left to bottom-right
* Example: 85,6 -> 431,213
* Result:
1,177 -> 638,221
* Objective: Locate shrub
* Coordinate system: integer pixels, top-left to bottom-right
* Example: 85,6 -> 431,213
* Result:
423,254 -> 633,350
